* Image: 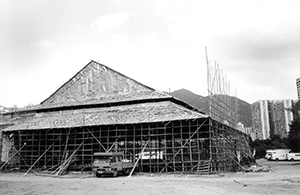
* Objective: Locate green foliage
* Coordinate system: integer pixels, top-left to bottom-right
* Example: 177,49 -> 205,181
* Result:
288,119 -> 300,152
287,100 -> 300,152
251,135 -> 288,158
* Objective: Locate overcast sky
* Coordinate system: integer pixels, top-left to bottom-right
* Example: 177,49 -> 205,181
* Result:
0,0 -> 299,107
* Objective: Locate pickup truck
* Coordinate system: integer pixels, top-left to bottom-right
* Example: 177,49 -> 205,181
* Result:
92,152 -> 134,177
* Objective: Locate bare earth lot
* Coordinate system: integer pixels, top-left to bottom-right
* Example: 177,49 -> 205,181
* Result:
0,159 -> 299,195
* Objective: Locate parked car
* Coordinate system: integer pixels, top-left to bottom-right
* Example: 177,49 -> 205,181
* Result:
287,153 -> 300,161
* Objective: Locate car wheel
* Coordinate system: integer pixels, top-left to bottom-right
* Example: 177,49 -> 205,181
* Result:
125,169 -> 130,175
275,158 -> 279,161
96,173 -> 102,178
113,170 -> 118,177
291,158 -> 294,161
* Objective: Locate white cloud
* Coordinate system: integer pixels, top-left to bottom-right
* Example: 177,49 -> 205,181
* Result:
1,1 -> 299,107
90,12 -> 130,33
30,39 -> 53,49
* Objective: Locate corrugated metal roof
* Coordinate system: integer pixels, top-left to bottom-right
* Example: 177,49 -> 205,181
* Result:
2,101 -> 208,131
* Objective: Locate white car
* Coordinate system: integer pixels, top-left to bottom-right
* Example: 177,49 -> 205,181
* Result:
287,153 -> 300,161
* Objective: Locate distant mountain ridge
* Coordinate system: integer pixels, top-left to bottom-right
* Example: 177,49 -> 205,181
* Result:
168,89 -> 252,127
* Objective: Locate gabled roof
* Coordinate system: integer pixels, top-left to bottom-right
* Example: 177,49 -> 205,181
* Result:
41,60 -> 170,106
1,60 -> 208,132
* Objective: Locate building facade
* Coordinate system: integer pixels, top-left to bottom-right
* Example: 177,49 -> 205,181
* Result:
0,61 -> 252,174
269,100 -> 293,138
251,99 -> 293,140
251,100 -> 270,140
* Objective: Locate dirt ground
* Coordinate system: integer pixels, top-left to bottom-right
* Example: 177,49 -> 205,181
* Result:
0,159 -> 299,195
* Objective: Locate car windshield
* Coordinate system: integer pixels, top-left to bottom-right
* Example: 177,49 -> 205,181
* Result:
94,156 -> 111,161
94,155 -> 121,162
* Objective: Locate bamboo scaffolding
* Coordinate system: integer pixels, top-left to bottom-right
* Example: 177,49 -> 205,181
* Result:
108,135 -> 121,152
128,139 -> 150,177
13,146 -> 30,168
159,119 -> 208,174
86,128 -> 107,152
62,128 -> 71,161
0,143 -> 27,170
24,142 -> 55,175
55,139 -> 85,176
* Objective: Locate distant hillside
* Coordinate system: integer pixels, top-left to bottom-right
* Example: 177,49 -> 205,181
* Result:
168,89 -> 252,127
169,89 -> 208,114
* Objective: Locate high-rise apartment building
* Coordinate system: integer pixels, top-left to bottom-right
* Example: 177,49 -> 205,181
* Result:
251,100 -> 270,140
269,100 -> 293,138
251,100 -> 293,140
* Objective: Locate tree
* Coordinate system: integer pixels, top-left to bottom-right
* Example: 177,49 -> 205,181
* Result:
250,135 -> 288,158
288,119 -> 300,152
288,100 -> 300,152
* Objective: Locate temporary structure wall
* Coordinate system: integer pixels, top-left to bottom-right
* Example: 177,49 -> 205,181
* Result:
1,117 -> 251,173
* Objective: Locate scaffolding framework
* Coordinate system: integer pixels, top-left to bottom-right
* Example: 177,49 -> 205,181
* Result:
206,48 -> 239,129
1,117 -> 251,174
0,60 -> 252,174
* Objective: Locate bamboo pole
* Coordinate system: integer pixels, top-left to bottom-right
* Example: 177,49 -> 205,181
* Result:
0,143 -> 27,170
108,136 -> 121,152
13,146 -> 30,168
24,142 -> 55,175
62,128 -> 71,161
159,119 -> 208,174
86,128 -> 107,152
128,139 -> 150,177
55,139 -> 85,176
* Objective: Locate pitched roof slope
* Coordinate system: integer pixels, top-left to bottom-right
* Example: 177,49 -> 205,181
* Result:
41,60 -> 170,106
3,101 -> 207,131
